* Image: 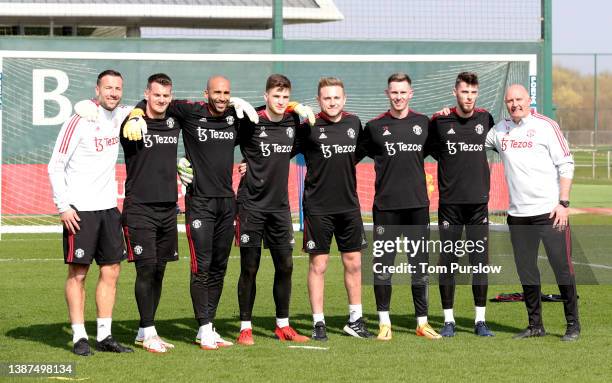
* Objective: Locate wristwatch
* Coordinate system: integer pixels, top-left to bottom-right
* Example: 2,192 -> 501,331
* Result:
559,200 -> 570,208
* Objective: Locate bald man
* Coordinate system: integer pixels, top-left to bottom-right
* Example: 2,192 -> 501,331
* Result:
485,84 -> 580,341
130,76 -> 256,349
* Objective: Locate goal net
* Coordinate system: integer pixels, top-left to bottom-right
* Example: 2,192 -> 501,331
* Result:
0,51 -> 537,233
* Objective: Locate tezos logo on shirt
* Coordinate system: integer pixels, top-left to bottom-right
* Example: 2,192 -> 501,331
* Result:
196,127 -> 235,142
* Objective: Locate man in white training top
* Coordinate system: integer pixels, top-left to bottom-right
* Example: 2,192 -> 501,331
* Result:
485,84 -> 579,341
48,70 -> 134,355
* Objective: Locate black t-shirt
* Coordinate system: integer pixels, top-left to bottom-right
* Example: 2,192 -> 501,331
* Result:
295,112 -> 361,215
137,99 -> 241,198
237,109 -> 300,212
121,115 -> 180,204
428,107 -> 494,204
357,110 -> 430,210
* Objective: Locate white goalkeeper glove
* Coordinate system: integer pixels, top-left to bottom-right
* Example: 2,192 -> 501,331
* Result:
122,108 -> 147,141
177,157 -> 194,186
74,99 -> 99,122
230,97 -> 259,124
287,101 -> 316,127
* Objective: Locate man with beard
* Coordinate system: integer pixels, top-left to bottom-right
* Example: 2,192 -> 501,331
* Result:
49,70 -> 134,356
429,72 -> 495,337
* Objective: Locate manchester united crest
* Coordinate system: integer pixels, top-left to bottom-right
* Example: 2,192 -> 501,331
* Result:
347,128 -> 356,139
286,127 -> 294,138
413,125 -> 422,135
226,115 -> 235,125
475,124 -> 484,135
166,117 -> 175,129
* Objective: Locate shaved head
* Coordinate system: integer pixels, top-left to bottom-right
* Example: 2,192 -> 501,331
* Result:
505,84 -> 529,100
504,83 -> 532,122
207,75 -> 230,91
205,75 -> 231,116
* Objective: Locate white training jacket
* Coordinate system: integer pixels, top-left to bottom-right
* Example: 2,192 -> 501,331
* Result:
48,105 -> 131,213
485,109 -> 574,217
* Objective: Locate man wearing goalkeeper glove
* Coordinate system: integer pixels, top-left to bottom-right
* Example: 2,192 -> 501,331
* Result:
129,75 -> 257,350
234,74 -> 312,345
355,73 -> 440,341
120,74 -> 181,354
48,70 -> 133,356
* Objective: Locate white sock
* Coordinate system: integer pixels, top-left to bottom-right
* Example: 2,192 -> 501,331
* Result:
137,327 -> 144,339
143,326 -> 157,339
475,306 -> 486,323
96,318 -> 112,342
313,313 -> 325,324
443,309 -> 455,324
240,321 -> 252,331
417,316 -> 428,326
349,304 -> 363,322
71,323 -> 87,344
276,317 -> 289,328
378,311 -> 391,326
199,324 -> 214,345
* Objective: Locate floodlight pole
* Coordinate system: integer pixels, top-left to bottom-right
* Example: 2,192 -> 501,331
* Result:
272,0 -> 284,73
542,0 -> 554,118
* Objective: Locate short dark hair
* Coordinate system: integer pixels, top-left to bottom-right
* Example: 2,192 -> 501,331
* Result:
97,69 -> 122,85
318,77 -> 344,95
387,72 -> 412,86
147,73 -> 172,88
266,74 -> 291,92
455,71 -> 479,88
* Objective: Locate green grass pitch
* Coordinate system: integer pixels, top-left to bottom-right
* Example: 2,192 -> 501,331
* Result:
2,218 -> 612,382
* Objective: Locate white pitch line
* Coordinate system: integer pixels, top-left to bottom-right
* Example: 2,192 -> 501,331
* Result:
287,345 -> 329,351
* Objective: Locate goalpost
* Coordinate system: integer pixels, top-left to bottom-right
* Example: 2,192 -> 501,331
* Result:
0,50 -> 538,234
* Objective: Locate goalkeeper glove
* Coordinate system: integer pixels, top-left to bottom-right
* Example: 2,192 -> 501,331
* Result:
123,108 -> 147,141
74,99 -> 99,122
287,101 -> 316,127
177,157 -> 194,186
230,97 -> 259,124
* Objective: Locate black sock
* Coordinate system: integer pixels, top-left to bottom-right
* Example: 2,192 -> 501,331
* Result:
237,247 -> 261,321
135,262 -> 157,328
271,248 -> 293,319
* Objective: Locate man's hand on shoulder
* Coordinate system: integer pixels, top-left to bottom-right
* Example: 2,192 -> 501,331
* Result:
123,108 -> 147,141
74,99 -> 99,122
230,97 -> 259,124
287,101 -> 316,127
